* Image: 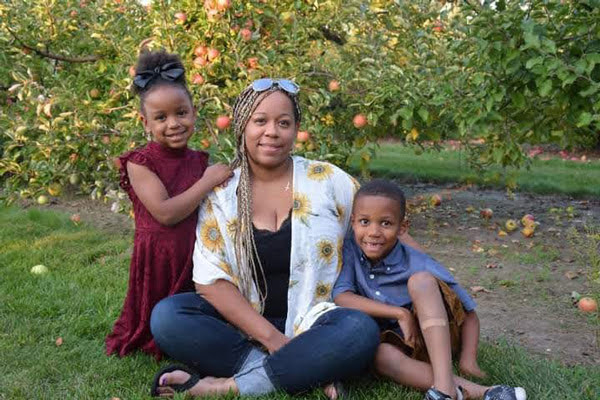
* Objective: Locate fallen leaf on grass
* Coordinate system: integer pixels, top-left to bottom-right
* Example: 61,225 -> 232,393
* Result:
449,267 -> 456,272
485,263 -> 499,269
471,244 -> 484,253
55,337 -> 63,347
487,248 -> 499,256
564,271 -> 579,280
470,286 -> 491,293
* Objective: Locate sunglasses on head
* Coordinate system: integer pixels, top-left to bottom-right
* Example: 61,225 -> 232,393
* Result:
252,78 -> 300,95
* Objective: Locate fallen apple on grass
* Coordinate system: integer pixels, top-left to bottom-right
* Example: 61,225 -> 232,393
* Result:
480,208 -> 493,219
429,194 -> 442,207
521,226 -> 535,238
521,214 -> 535,226
31,264 -> 49,275
505,219 -> 518,232
577,297 -> 598,313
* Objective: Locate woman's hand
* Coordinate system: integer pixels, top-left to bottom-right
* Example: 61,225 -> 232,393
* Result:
264,331 -> 291,354
204,163 -> 233,187
397,308 -> 418,347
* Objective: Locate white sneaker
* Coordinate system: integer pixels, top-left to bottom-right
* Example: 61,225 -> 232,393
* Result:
483,385 -> 527,400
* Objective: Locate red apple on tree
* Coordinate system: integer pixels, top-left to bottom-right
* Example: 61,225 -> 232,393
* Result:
240,28 -> 252,42
192,74 -> 205,85
216,0 -> 230,11
247,57 -> 259,69
216,115 -> 231,130
207,48 -> 220,61
194,45 -> 208,57
353,113 -> 367,129
194,56 -> 208,68
328,80 -> 340,92
174,12 -> 187,23
297,131 -> 310,143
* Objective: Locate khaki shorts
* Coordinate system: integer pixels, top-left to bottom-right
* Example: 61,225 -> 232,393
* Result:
380,280 -> 465,362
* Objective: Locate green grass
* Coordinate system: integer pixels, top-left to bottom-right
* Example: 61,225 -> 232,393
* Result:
1,206 -> 599,399
350,144 -> 600,198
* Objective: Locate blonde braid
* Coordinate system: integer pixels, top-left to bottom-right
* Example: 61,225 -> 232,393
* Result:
230,83 -> 302,311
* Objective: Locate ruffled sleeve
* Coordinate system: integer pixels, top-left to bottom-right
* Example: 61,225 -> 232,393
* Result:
118,149 -> 156,192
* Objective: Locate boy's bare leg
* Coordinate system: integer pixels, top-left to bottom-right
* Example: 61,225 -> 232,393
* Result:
459,311 -> 487,379
375,343 -> 489,399
156,370 -> 238,398
408,271 -> 456,397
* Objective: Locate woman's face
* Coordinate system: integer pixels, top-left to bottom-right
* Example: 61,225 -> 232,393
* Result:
244,91 -> 298,170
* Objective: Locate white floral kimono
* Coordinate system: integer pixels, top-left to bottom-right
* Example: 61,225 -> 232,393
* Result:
192,156 -> 359,337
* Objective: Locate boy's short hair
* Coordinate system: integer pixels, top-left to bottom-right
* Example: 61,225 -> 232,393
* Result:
354,179 -> 406,220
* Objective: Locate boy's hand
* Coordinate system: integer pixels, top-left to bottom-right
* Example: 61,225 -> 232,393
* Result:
205,163 -> 233,187
397,308 -> 418,347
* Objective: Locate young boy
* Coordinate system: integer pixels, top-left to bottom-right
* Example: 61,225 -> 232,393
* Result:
333,180 -> 526,400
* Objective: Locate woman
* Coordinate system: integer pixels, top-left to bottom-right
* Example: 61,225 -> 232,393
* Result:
149,79 -> 417,398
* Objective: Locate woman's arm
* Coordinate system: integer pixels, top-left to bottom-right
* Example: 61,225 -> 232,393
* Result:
128,162 -> 232,226
196,280 -> 289,354
399,231 -> 425,252
334,291 -> 410,321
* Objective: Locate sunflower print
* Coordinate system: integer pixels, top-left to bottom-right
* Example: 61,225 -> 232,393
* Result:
316,239 -> 335,264
200,217 -> 224,253
307,163 -> 333,181
314,282 -> 332,301
350,175 -> 361,192
205,199 -> 214,214
336,237 -> 344,274
226,217 -> 238,239
335,202 -> 345,223
218,261 -> 233,277
293,192 -> 312,225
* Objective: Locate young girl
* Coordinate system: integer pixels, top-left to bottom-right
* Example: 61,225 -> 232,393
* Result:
105,50 -> 232,359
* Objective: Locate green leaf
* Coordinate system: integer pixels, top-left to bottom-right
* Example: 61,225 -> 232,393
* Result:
538,79 -> 552,97
576,112 -> 593,128
579,84 -> 598,97
417,107 -> 429,123
525,57 -> 543,70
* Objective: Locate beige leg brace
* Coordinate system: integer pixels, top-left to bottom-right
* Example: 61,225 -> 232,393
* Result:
420,318 -> 448,331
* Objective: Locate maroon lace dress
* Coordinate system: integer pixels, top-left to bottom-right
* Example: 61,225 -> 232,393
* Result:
105,141 -> 208,359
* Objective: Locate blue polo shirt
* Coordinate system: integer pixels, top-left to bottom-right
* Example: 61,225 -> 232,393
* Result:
332,236 -> 476,312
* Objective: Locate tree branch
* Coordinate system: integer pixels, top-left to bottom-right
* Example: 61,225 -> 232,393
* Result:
6,27 -> 100,63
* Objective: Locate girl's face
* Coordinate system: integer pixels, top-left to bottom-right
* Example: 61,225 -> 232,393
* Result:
140,85 -> 196,149
244,91 -> 298,169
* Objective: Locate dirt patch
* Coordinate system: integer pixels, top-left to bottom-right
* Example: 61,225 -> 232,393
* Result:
23,184 -> 600,366
405,183 -> 600,366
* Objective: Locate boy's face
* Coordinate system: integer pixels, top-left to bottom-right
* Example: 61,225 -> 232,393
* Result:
351,195 -> 406,264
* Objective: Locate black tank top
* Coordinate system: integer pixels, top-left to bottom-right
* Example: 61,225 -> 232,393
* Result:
252,210 -> 292,319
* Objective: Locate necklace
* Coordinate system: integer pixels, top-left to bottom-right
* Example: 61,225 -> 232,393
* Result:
284,181 -> 290,191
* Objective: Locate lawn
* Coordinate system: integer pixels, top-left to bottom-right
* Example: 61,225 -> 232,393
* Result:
1,206 -> 599,399
349,144 -> 600,198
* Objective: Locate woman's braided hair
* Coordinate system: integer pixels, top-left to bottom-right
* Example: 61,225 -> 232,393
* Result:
230,82 -> 302,309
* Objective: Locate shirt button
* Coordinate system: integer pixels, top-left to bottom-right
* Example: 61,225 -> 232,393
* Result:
369,274 -> 375,279
386,267 -> 391,272
375,291 -> 381,296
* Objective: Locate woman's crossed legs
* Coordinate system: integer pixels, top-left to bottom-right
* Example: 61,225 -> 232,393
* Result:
150,293 -> 380,397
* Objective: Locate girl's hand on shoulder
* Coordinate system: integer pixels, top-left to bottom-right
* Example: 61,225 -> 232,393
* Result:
396,308 -> 418,347
204,163 -> 233,187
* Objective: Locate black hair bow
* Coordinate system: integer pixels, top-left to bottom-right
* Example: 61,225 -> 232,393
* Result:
133,62 -> 185,89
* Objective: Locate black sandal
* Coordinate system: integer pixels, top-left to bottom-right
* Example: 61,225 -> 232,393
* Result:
150,364 -> 202,397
